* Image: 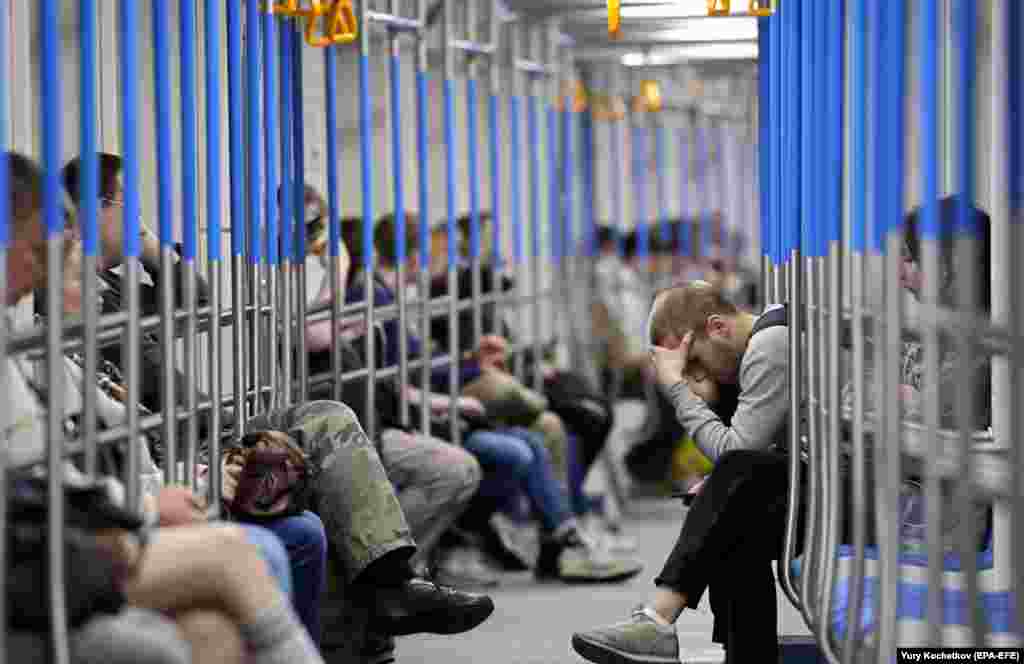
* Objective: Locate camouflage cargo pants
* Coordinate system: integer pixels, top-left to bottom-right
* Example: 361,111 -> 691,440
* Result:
247,400 -> 415,583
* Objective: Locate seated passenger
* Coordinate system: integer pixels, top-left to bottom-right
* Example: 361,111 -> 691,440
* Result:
298,186 -> 490,589
591,228 -> 652,398
58,153 -> 233,455
53,158 -> 327,644
4,151 -> 323,664
841,197 -> 993,552
440,214 -> 627,533
572,282 -> 817,664
410,219 -> 570,485
347,213 -> 643,585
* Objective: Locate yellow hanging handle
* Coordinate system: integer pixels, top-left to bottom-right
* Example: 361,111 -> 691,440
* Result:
272,0 -> 303,16
607,0 -> 621,39
748,0 -> 773,17
639,79 -> 662,113
706,0 -> 730,16
302,0 -> 358,47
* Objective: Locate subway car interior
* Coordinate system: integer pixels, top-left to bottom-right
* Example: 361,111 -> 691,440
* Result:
0,1 -> 1021,663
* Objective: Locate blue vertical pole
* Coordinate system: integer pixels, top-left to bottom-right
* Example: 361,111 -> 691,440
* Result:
227,0 -> 246,430
580,97 -> 596,258
528,90 -> 541,272
152,0 -> 173,251
696,124 -> 709,259
0,0 -> 7,250
416,70 -> 431,273
292,29 -> 307,292
245,0 -> 262,415
548,104 -> 560,264
443,80 -> 457,272
758,16 -> 770,268
467,77 -> 480,266
325,45 -> 338,262
264,10 -> 278,267
280,25 -> 294,267
655,122 -> 669,251
770,8 -> 781,267
246,0 -> 262,266
610,107 -> 624,257
633,124 -> 648,261
678,126 -> 690,259
955,0 -> 976,237
828,1 -> 844,251
181,0 -> 198,263
561,95 -> 573,261
391,54 -> 406,265
801,0 -> 813,261
0,0 -> 8,649
415,49 -> 430,434
152,0 -> 177,478
79,0 -> 99,259
228,1 -> 245,261
509,92 -> 523,265
204,0 -> 224,496
1012,0 -> 1023,213
42,0 -> 69,655
851,0 -> 867,256
489,89 -> 502,268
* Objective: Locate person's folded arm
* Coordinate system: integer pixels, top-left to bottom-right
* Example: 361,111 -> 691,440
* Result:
669,328 -> 790,463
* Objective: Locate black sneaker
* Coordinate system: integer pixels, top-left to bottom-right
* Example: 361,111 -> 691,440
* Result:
369,578 -> 495,637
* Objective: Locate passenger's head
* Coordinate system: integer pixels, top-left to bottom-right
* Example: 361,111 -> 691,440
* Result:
622,232 -> 639,267
902,197 -> 991,311
6,152 -> 80,306
455,212 -> 494,262
648,281 -> 746,385
373,213 -> 421,280
429,224 -> 450,277
62,153 -> 128,270
595,225 -> 617,255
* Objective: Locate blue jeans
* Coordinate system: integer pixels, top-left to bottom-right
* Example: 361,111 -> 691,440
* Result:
240,523 -> 293,597
258,511 -> 328,646
462,427 -> 571,532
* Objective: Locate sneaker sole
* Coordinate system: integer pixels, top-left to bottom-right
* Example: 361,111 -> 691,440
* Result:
537,566 -> 644,585
376,598 -> 496,637
571,634 -> 679,664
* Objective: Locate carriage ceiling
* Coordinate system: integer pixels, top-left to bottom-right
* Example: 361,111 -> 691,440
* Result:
504,0 -> 760,68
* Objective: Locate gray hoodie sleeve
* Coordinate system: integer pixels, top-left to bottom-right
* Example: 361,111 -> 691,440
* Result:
668,326 -> 790,462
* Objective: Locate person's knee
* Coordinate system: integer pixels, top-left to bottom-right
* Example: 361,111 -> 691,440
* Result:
175,610 -> 244,664
291,511 -> 329,561
72,608 -> 190,664
535,411 -> 567,440
444,444 -> 482,500
221,525 -> 288,587
714,450 -> 760,475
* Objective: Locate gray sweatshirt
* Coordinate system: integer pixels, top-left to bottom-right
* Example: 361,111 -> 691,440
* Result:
667,307 -> 790,463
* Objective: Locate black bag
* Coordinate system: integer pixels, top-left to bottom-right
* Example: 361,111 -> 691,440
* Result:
7,475 -> 144,632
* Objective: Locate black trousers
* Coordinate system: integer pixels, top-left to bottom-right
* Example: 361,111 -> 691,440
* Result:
656,450 -> 804,664
656,449 -> 871,663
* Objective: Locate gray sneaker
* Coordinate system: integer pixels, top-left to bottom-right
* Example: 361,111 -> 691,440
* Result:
571,606 -> 680,664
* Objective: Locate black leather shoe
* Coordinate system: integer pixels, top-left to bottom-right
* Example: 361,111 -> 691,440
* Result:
359,630 -> 396,664
369,578 -> 495,637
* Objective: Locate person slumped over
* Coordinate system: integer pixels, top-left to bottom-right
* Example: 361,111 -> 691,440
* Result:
571,281 -> 861,664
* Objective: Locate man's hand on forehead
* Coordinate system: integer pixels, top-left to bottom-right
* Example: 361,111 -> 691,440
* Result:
650,331 -> 693,390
